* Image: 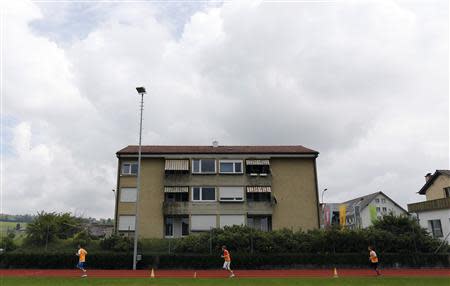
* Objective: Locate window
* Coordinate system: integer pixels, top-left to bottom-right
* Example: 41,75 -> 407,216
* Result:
165,217 -> 173,237
192,159 -> 216,174
192,187 -> 216,202
220,215 -> 245,228
121,162 -> 138,175
381,198 -> 386,203
191,215 -> 216,231
246,192 -> 271,202
182,218 -> 189,236
247,216 -> 272,231
219,187 -> 244,202
428,220 -> 443,238
246,164 -> 270,175
444,187 -> 450,198
118,216 -> 135,231
219,160 -> 243,174
375,199 -> 380,203
120,188 -> 137,202
165,192 -> 189,202
376,207 -> 380,213
382,207 -> 387,213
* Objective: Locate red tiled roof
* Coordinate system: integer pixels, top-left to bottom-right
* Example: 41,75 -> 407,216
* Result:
116,145 -> 319,156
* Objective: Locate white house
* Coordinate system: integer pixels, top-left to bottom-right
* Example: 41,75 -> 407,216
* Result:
408,170 -> 450,243
322,191 -> 408,229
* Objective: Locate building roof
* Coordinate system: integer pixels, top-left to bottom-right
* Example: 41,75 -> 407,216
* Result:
342,191 -> 408,214
116,145 -> 319,156
418,170 -> 450,195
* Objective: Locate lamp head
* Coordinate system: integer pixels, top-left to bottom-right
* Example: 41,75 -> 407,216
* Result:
136,87 -> 146,94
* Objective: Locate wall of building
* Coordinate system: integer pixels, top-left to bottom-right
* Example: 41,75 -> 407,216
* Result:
271,158 -> 319,231
425,175 -> 450,201
416,209 -> 450,243
117,158 -> 165,238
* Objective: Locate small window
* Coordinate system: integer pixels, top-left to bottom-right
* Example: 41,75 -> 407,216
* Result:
382,207 -> 387,212
192,187 -> 216,202
381,198 -> 386,203
444,187 -> 450,198
219,187 -> 244,202
118,215 -> 135,231
120,188 -> 137,202
376,207 -> 380,213
428,220 -> 443,238
192,159 -> 216,174
375,199 -> 380,203
121,162 -> 138,175
219,160 -> 243,174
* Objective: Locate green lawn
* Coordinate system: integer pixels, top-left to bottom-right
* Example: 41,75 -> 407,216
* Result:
0,277 -> 449,286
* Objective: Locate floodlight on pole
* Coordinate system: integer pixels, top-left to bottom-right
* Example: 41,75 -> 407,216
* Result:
321,188 -> 328,204
133,86 -> 146,270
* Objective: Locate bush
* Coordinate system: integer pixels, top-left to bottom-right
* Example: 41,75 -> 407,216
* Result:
0,233 -> 17,252
99,235 -> 135,252
1,251 -> 448,269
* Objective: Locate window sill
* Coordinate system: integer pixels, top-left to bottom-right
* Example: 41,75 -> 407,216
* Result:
219,172 -> 244,175
120,174 -> 137,177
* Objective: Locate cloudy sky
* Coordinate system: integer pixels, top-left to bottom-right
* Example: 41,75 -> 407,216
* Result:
1,0 -> 448,218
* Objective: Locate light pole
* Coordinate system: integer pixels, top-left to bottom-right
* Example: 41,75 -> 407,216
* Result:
321,188 -> 328,204
321,188 -> 328,228
133,86 -> 146,270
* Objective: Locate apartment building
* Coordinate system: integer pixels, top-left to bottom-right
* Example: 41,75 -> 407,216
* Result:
114,144 -> 320,238
408,170 -> 450,243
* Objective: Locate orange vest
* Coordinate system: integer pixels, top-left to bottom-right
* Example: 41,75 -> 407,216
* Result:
223,250 -> 231,262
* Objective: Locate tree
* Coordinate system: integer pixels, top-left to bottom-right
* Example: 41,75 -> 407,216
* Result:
25,211 -> 81,246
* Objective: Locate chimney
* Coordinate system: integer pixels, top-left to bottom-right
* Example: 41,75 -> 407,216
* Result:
425,172 -> 432,182
212,140 -> 219,148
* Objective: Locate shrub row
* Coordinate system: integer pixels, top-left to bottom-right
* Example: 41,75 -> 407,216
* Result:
1,252 -> 449,269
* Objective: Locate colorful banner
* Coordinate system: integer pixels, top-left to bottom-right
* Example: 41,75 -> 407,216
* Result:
339,204 -> 347,226
324,205 -> 331,227
369,205 -> 377,223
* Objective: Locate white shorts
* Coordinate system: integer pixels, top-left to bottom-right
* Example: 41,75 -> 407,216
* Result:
223,261 -> 231,270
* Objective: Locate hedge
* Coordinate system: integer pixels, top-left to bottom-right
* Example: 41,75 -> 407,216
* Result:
1,252 -> 449,269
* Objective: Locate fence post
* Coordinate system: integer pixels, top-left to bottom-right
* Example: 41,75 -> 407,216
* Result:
209,228 -> 212,255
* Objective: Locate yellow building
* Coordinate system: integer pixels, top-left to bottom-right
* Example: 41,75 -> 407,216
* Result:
114,144 -> 320,238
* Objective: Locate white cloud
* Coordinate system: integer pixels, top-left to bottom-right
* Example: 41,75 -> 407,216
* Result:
2,0 -> 448,217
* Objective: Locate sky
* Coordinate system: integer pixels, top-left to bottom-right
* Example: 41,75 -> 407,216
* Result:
0,0 -> 448,218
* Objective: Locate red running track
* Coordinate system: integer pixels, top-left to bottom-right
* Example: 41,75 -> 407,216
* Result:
0,269 -> 449,278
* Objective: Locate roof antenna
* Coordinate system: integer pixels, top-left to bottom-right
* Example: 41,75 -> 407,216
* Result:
212,140 -> 219,148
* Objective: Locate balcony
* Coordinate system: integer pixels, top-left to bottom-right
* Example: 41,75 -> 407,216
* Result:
163,201 -> 273,215
407,197 -> 450,213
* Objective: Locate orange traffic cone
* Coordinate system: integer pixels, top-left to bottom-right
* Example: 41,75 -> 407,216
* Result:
150,268 -> 155,278
333,267 -> 338,278
194,271 -> 197,278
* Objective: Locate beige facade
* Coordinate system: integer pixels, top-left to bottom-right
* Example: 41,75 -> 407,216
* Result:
425,175 -> 450,201
114,145 -> 320,239
271,158 -> 319,231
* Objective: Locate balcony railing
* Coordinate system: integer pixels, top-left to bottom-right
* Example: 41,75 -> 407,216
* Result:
407,197 -> 450,212
162,201 -> 273,215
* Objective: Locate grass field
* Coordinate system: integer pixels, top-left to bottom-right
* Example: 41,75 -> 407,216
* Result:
0,277 -> 449,286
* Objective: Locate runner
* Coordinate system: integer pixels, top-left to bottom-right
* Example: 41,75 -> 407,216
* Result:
221,245 -> 235,278
368,246 -> 380,276
76,244 -> 88,278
